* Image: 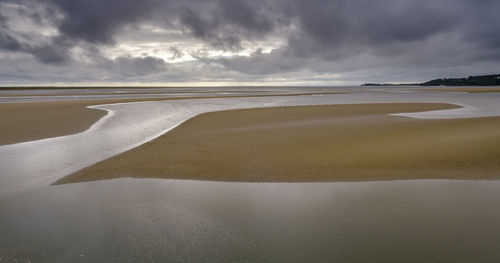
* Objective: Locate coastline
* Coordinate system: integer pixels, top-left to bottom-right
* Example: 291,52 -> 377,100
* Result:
423,87 -> 500,93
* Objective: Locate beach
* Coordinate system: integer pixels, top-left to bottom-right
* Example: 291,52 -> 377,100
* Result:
425,87 -> 500,93
0,91 -> 346,145
2,87 -> 500,262
3,1 -> 500,260
0,101 -> 106,145
57,102 -> 500,184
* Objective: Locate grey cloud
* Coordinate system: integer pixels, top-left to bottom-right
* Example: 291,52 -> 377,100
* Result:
71,45 -> 170,79
108,56 -> 168,77
218,0 -> 500,79
0,31 -> 21,51
179,0 -> 282,51
0,29 -> 68,64
220,48 -> 304,75
26,42 -> 69,64
217,0 -> 274,34
0,12 -> 21,51
0,2 -> 70,63
168,46 -> 183,60
1,0 -> 500,84
295,0 -> 461,44
461,0 -> 500,49
284,0 -> 465,60
179,7 -> 241,50
42,0 -> 160,44
1,0 -> 162,64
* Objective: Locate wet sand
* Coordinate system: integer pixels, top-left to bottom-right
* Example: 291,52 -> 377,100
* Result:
425,87 -> 500,93
55,103 -> 500,184
0,92 -> 344,145
0,101 -> 106,145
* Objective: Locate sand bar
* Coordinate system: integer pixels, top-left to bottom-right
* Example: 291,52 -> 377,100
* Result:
0,101 -> 106,145
4,91 -> 500,195
56,103 -> 500,184
0,92 -> 344,145
424,87 -> 500,93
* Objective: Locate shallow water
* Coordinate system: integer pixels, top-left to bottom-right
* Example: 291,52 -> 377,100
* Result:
0,86 -> 348,103
1,179 -> 500,262
1,87 -> 500,262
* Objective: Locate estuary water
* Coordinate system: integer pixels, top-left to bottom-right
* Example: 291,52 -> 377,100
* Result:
2,178 -> 500,262
1,86 -> 500,262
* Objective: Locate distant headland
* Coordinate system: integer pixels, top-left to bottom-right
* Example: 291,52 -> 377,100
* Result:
363,74 -> 500,86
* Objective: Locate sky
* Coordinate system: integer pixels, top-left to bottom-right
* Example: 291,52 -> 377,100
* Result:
0,0 -> 499,86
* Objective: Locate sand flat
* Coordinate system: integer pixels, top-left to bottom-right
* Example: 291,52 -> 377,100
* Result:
0,101 -> 107,145
1,92 -> 345,145
55,103 -> 500,184
424,87 -> 500,93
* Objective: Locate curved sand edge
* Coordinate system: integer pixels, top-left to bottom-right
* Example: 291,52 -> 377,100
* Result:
54,103 -> 500,185
0,92 -> 347,145
0,101 -> 108,146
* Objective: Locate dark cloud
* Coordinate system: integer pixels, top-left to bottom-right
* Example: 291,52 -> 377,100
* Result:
26,43 -> 69,64
0,1 -> 69,63
461,0 -> 500,49
296,0 -> 460,44
42,0 -> 160,44
168,46 -> 183,60
179,0 -> 282,51
108,56 -> 167,77
1,0 -> 500,84
217,0 -> 500,77
0,12 -> 21,51
217,0 -> 274,34
0,0 -> 162,64
0,31 -> 21,51
0,28 -> 67,64
179,6 -> 241,50
282,0 -> 466,61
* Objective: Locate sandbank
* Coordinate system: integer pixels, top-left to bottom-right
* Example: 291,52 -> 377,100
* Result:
0,92 -> 343,145
424,87 -> 500,93
55,103 -> 500,184
0,101 -> 106,145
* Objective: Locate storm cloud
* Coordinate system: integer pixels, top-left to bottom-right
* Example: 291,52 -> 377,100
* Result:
0,0 -> 499,85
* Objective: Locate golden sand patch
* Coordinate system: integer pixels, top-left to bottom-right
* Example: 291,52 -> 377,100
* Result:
0,101 -> 106,145
0,92 -> 344,145
55,103 -> 500,184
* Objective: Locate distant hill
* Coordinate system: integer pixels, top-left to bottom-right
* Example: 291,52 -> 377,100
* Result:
363,74 -> 500,86
420,74 -> 500,86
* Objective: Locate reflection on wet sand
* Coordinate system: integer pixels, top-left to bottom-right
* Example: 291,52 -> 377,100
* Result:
2,178 -> 500,262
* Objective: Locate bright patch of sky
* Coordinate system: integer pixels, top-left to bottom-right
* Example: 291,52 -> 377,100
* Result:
100,23 -> 283,64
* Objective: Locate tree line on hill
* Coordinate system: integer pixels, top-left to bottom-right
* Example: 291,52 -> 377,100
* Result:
363,74 -> 500,86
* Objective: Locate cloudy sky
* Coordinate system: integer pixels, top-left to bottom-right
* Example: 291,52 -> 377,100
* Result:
0,0 -> 499,86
